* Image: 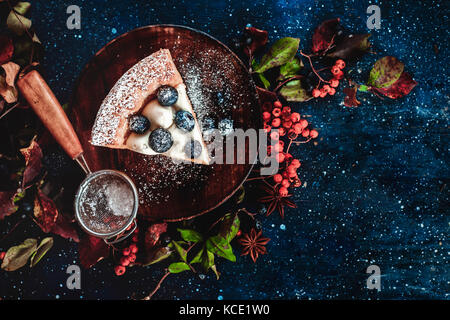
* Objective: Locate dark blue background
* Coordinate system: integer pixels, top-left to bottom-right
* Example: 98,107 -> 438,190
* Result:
1,0 -> 448,300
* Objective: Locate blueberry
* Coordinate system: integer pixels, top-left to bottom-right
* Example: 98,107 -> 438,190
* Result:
184,139 -> 202,159
218,118 -> 234,136
129,115 -> 150,134
174,110 -> 195,132
149,128 -> 173,153
157,85 -> 178,106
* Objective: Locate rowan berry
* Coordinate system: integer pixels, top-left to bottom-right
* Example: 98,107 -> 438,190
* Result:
236,230 -> 242,237
115,265 -> 126,276
287,129 -> 298,140
334,70 -> 344,80
266,145 -> 272,155
273,173 -> 283,183
291,159 -> 301,168
120,256 -> 130,267
262,112 -> 271,121
309,129 -> 319,139
290,112 -> 300,123
335,59 -> 345,69
278,127 -> 286,136
330,79 -> 339,88
282,106 -> 291,114
312,88 -> 321,98
299,119 -> 308,129
132,235 -> 139,242
302,129 -> 310,137
129,243 -> 138,254
271,118 -> 281,128
331,66 -> 340,75
287,165 -> 297,175
273,101 -> 282,108
274,142 -> 284,153
319,89 -> 327,98
278,187 -> 289,197
0,252 -> 5,260
282,120 -> 293,129
281,179 -> 291,188
270,131 -> 279,140
293,122 -> 303,134
292,178 -> 302,187
272,108 -> 281,117
264,124 -> 271,133
323,85 -> 331,93
122,247 -> 131,256
276,153 -> 285,163
128,253 -> 136,263
328,88 -> 336,95
284,153 -> 293,162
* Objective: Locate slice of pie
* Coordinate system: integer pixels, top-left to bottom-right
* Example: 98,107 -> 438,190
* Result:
90,49 -> 210,165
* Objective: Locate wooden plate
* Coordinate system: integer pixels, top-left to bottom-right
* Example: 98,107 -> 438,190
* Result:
70,25 -> 260,222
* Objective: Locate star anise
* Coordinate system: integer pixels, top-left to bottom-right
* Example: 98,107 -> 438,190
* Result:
238,228 -> 270,263
257,184 -> 297,218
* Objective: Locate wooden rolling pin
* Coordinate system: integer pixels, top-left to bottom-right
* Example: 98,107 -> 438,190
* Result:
17,70 -> 83,160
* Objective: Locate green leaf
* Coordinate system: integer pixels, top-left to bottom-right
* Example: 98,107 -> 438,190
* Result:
358,85 -> 369,92
327,34 -> 371,60
206,236 -> 236,262
142,246 -> 172,266
254,37 -> 300,73
211,265 -> 220,280
13,2 -> 31,15
219,213 -> 240,242
368,56 -> 404,88
30,237 -> 53,267
172,241 -> 187,262
177,229 -> 203,243
168,262 -> 190,274
1,238 -> 37,271
278,57 -> 303,80
6,11 -> 32,36
190,247 -> 204,264
258,73 -> 271,89
202,250 -> 215,271
235,186 -> 245,205
279,80 -> 312,102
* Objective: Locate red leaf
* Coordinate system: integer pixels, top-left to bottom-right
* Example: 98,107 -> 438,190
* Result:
20,140 -> 43,189
79,234 -> 109,269
0,35 -> 14,65
145,223 -> 167,248
373,72 -> 417,99
51,212 -> 79,242
312,18 -> 340,53
343,87 -> 361,107
243,27 -> 268,57
0,191 -> 18,219
33,190 -> 58,233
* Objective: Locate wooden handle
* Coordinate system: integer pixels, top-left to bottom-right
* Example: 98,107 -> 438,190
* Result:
17,70 -> 83,160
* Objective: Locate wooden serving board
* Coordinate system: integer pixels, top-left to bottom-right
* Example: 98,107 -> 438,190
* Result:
70,25 -> 260,222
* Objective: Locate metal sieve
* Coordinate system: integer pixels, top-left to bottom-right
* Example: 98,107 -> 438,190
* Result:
17,70 -> 140,244
74,169 -> 139,244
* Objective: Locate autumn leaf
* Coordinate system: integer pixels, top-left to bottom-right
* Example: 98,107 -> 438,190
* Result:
6,10 -> 32,36
327,34 -> 371,59
0,35 -> 14,65
33,190 -> 58,233
19,139 -> 43,189
13,2 -> 31,16
312,18 -> 341,53
0,190 -> 19,219
1,238 -> 37,271
243,27 -> 268,57
368,56 -> 404,88
343,87 -> 361,107
30,237 -> 53,267
50,212 -> 79,242
78,234 -> 109,269
372,71 -> 417,99
278,57 -> 303,81
0,61 -> 20,103
144,223 -> 167,248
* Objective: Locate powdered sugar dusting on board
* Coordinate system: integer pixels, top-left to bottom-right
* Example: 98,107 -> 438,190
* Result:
91,49 -> 176,146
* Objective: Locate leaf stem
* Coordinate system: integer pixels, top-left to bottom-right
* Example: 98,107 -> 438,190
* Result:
300,50 -> 329,84
142,270 -> 171,300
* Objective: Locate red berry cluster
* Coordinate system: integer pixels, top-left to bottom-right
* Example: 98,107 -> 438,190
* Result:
262,100 -> 318,197
312,59 -> 345,98
114,226 -> 139,276
0,251 -> 5,260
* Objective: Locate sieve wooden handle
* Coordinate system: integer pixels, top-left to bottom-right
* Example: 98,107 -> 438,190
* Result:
17,70 -> 83,160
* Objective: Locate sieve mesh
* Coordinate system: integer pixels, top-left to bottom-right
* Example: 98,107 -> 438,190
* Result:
75,170 -> 137,237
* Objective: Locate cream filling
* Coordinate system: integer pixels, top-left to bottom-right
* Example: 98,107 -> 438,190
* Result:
126,84 -> 210,164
